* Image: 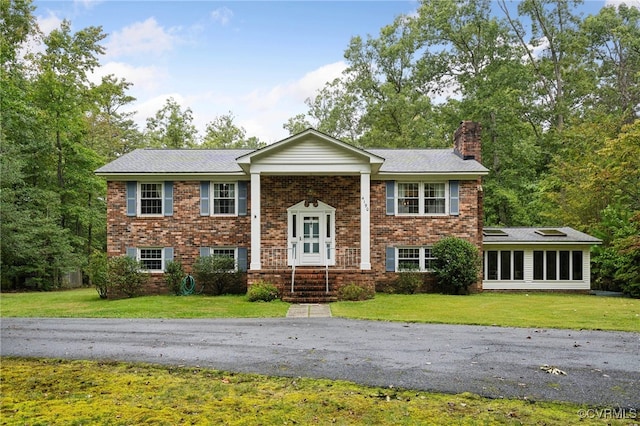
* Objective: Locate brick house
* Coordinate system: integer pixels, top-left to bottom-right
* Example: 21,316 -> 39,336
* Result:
96,121 -> 489,300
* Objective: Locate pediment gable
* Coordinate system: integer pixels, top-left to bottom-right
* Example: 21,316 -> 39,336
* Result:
236,128 -> 384,174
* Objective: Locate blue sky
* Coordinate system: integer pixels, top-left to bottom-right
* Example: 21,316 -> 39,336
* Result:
33,0 -> 636,143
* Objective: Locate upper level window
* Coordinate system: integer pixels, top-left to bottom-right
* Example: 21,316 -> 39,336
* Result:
213,183 -> 236,215
424,183 -> 446,214
397,182 -> 447,215
140,183 -> 163,215
398,183 -> 420,214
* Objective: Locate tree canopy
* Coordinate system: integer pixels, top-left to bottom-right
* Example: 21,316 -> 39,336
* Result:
2,0 -> 638,294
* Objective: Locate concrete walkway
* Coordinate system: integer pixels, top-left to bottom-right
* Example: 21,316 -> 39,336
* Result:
286,303 -> 332,318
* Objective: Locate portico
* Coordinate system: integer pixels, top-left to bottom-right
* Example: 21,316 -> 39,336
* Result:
236,129 -> 383,273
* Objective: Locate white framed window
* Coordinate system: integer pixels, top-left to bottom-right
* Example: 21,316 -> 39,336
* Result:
424,183 -> 446,214
139,248 -> 163,272
533,250 -> 583,281
139,182 -> 163,216
396,247 -> 435,272
484,250 -> 524,281
213,183 -> 236,215
396,182 -> 448,215
424,247 -> 436,271
202,247 -> 238,271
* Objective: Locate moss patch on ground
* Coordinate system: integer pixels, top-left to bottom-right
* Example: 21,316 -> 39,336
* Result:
1,358 -> 629,425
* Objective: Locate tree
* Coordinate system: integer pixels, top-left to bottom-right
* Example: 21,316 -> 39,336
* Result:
580,4 -> 640,124
2,7 -> 108,288
85,74 -> 143,161
144,97 -> 198,148
201,112 -> 265,149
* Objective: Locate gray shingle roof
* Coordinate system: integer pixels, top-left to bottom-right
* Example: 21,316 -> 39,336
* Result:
369,148 -> 488,173
483,227 -> 601,244
95,149 -> 252,174
96,147 -> 488,175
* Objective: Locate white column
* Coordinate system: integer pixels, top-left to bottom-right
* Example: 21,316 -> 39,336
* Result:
250,172 -> 261,270
360,172 -> 371,270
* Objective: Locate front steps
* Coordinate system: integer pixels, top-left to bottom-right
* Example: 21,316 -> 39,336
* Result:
281,268 -> 337,303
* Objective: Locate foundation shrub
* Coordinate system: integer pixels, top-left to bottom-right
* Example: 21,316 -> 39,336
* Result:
432,237 -> 481,295
164,260 -> 185,295
192,256 -> 245,296
87,252 -> 108,299
338,282 -> 375,301
107,255 -> 149,298
395,269 -> 423,294
246,281 -> 279,302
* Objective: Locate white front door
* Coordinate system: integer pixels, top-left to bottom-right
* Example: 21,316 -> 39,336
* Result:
287,200 -> 335,267
301,215 -> 321,264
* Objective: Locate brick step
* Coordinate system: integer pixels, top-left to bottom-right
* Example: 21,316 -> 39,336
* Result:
282,294 -> 337,303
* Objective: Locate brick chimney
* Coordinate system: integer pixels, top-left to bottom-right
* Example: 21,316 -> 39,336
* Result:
454,121 -> 482,163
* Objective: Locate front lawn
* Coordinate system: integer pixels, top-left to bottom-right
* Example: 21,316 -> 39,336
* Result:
332,293 -> 640,332
0,288 -> 289,319
1,289 -> 638,332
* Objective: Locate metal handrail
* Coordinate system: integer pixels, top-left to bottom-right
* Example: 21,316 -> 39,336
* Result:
325,243 -> 331,293
291,243 -> 297,293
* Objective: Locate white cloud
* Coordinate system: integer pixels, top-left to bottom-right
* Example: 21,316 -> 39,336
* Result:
91,62 -> 169,93
605,0 -> 640,8
211,7 -> 233,26
38,11 -> 63,35
243,61 -> 347,111
105,17 -> 177,58
126,93 -> 189,130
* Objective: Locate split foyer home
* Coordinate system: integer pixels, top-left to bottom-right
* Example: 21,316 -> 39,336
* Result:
95,121 -> 600,300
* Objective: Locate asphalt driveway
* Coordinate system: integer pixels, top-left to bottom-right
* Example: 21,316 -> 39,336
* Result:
1,317 -> 638,408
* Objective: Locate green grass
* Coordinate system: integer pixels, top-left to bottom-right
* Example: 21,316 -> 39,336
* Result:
1,288 -> 639,332
0,288 -> 289,319
331,293 -> 640,332
1,357 -> 628,426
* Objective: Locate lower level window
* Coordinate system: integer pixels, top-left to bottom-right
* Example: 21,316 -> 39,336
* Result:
140,248 -> 163,271
397,247 -> 435,272
212,248 -> 236,260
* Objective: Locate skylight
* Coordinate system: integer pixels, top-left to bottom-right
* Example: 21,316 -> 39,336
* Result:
483,229 -> 508,236
535,229 -> 567,237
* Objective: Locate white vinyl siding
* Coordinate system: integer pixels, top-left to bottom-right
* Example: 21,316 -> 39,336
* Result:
482,245 -> 591,290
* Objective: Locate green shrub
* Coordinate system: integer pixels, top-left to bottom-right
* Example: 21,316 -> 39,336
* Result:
192,256 -> 245,295
107,255 -> 149,298
431,237 -> 481,295
164,260 -> 185,295
395,268 -> 423,294
246,281 -> 279,302
87,252 -> 108,299
338,283 -> 375,301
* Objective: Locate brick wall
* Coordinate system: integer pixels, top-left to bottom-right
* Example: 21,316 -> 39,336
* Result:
107,180 -> 251,294
260,175 -> 361,255
369,179 -> 483,291
107,175 -> 483,295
